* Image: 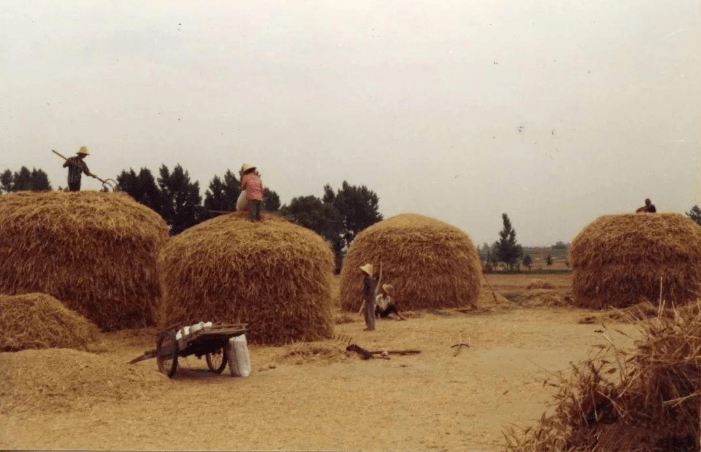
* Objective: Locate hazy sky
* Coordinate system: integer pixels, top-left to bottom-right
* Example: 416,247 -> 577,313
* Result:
2,0 -> 700,246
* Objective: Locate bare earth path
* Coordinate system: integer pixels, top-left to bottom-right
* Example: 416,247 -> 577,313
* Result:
0,299 -> 639,451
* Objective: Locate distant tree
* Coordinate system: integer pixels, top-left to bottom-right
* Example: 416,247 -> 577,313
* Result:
522,254 -> 533,271
496,213 -> 523,270
490,241 -> 500,266
551,241 -> 568,249
0,169 -> 12,193
157,164 -> 204,234
203,170 -> 240,218
328,181 -> 383,247
687,206 -> 701,227
281,195 -> 344,253
116,167 -> 162,213
263,188 -> 281,212
546,254 -> 553,266
0,167 -> 52,192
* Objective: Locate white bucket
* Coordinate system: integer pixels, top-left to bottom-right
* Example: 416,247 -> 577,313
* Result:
236,191 -> 249,212
227,334 -> 251,377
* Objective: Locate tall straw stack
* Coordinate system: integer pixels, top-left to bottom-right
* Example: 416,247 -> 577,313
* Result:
340,214 -> 481,311
570,213 -> 701,309
159,213 -> 335,345
0,191 -> 169,330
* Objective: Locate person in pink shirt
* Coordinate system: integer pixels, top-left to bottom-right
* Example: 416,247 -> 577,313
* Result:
240,163 -> 264,221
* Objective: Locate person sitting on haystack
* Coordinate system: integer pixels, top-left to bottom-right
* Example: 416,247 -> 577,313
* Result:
240,163 -> 264,222
375,284 -> 406,320
358,263 -> 382,331
636,198 -> 657,213
63,146 -> 96,191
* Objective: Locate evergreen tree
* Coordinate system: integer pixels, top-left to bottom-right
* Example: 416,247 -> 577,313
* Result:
263,188 -> 281,212
116,167 -> 162,213
203,170 -> 240,217
0,169 -> 12,193
0,167 -> 52,192
157,164 -> 204,234
328,180 -> 383,247
496,213 -> 523,270
687,206 -> 701,227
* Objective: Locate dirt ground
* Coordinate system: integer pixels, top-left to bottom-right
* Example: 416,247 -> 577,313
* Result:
0,272 -> 641,451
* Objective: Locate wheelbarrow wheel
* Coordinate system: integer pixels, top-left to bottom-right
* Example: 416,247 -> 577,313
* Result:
206,347 -> 228,374
157,331 -> 179,378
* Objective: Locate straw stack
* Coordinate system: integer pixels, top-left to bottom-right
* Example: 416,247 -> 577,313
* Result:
159,213 -> 335,345
0,191 -> 169,330
505,303 -> 701,452
570,213 -> 701,309
0,293 -> 100,352
340,214 -> 481,311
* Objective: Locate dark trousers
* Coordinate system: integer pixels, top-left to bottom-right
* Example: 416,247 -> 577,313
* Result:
68,180 -> 81,192
248,200 -> 262,221
376,305 -> 399,318
363,297 -> 376,330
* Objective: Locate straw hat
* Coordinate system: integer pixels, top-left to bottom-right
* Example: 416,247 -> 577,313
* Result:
359,263 -> 374,275
77,146 -> 89,156
241,163 -> 256,174
382,284 -> 393,294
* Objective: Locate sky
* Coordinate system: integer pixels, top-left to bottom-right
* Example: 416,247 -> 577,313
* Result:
1,0 -> 700,246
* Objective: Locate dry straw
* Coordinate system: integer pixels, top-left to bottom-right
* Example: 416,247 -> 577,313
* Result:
159,212 -> 335,345
0,293 -> 100,352
504,300 -> 701,452
0,191 -> 169,330
570,213 -> 701,309
340,214 -> 482,311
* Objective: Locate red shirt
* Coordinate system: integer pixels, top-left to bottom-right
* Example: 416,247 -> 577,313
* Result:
242,173 -> 263,200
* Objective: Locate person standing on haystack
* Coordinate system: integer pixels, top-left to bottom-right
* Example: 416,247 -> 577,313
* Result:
636,198 -> 657,213
375,284 -> 406,320
63,146 -> 96,191
358,263 -> 382,331
240,163 -> 264,222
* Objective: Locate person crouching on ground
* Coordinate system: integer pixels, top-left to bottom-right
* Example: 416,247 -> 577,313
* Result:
240,163 -> 264,221
358,263 -> 381,331
63,146 -> 96,191
375,284 -> 406,320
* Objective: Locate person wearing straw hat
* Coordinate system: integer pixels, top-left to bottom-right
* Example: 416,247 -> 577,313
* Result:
375,284 -> 406,320
62,146 -> 95,191
358,263 -> 382,331
635,198 -> 657,213
240,163 -> 264,222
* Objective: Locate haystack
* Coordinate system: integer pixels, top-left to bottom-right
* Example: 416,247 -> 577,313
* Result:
570,213 -> 701,309
340,214 -> 481,311
505,304 -> 701,452
159,213 -> 335,345
0,191 -> 169,330
0,293 -> 100,352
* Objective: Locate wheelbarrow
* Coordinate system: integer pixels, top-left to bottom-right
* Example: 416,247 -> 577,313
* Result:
129,323 -> 248,378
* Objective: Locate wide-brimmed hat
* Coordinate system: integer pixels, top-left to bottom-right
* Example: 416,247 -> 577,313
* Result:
77,146 -> 89,156
241,163 -> 256,174
382,284 -> 393,294
360,263 -> 374,275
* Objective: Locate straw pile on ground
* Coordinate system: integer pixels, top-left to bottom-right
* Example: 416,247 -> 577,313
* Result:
0,293 -> 100,352
570,213 -> 701,309
340,214 -> 481,311
526,279 -> 556,290
0,191 -> 169,330
504,302 -> 701,452
0,348 -> 171,414
159,213 -> 335,345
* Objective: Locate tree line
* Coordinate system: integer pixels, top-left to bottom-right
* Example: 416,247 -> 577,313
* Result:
0,164 -> 383,271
